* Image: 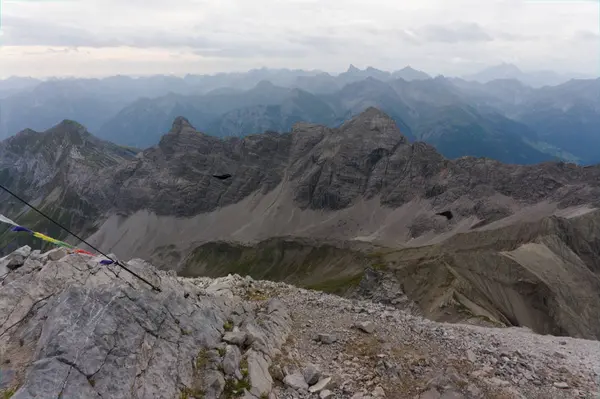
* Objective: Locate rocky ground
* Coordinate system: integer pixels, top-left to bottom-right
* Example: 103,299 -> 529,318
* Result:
191,276 -> 600,399
0,246 -> 598,398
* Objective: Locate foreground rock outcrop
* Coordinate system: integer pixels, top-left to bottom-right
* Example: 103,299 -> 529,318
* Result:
0,247 -> 599,398
0,248 -> 291,398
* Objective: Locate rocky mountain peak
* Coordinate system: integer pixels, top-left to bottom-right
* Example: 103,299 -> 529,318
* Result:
347,64 -> 361,73
340,107 -> 408,143
254,80 -> 277,90
0,120 -> 136,229
50,119 -> 87,133
170,116 -> 195,134
2,120 -> 90,156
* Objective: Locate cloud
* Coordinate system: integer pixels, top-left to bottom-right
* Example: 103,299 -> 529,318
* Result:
416,23 -> 494,43
0,0 -> 598,77
573,30 -> 600,42
1,16 -> 123,47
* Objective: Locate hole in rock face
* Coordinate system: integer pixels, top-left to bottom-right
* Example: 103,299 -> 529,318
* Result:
436,210 -> 453,220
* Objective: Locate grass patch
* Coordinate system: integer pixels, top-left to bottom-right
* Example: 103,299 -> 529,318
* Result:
244,289 -> 270,301
371,262 -> 387,271
304,272 -> 364,295
1,388 -> 16,399
217,347 -> 226,357
223,321 -> 233,332
240,356 -> 249,379
223,378 -> 251,398
195,349 -> 209,370
223,357 -> 252,398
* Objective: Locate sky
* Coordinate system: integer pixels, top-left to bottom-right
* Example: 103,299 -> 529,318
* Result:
0,0 -> 598,78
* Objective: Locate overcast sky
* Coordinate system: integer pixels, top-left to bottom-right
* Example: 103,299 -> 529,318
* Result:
0,0 -> 598,78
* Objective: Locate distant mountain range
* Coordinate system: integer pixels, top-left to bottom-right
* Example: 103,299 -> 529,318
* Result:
462,63 -> 594,88
0,64 -> 598,165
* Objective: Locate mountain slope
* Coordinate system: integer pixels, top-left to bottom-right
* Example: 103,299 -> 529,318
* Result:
0,81 -> 125,140
83,109 -> 600,260
26,73 -> 588,166
392,66 -> 431,81
206,89 -> 338,138
3,108 -> 597,259
377,210 -> 600,339
2,109 -> 600,341
446,77 -> 600,164
0,121 -> 136,253
96,83 -> 334,148
512,79 -> 600,165
462,63 -> 588,87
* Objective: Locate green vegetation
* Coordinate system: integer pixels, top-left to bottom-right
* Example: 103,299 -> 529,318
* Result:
223,377 -> 251,398
239,357 -> 249,377
223,320 -> 233,332
179,238 -> 379,296
244,289 -> 270,302
195,349 -> 208,370
305,273 -> 364,295
179,387 -> 205,399
1,388 -> 16,399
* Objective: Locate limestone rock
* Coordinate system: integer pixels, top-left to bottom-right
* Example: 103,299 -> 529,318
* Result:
309,377 -> 332,393
0,248 -> 294,399
372,386 -> 386,397
222,345 -> 242,376
466,349 -> 476,363
420,388 -> 441,399
553,382 -> 569,389
317,333 -> 337,344
319,390 -> 334,399
303,363 -> 320,385
2,245 -> 31,270
355,321 -> 376,334
284,372 -> 309,391
223,331 -> 248,346
205,370 -> 226,399
247,349 -> 273,398
44,247 -> 69,262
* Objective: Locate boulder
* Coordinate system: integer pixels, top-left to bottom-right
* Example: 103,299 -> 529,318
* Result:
284,372 -> 309,391
309,377 -> 332,393
354,321 -> 376,334
303,363 -> 320,385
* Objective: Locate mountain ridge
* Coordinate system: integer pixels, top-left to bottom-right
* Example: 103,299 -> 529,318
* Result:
2,70 -> 597,165
1,108 -> 600,344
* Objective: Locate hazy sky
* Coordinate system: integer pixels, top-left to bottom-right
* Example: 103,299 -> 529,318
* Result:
0,0 -> 598,78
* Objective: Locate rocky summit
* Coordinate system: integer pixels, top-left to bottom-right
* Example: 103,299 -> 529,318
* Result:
0,247 -> 598,399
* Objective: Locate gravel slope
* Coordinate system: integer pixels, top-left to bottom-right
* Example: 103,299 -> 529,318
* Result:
188,276 -> 600,399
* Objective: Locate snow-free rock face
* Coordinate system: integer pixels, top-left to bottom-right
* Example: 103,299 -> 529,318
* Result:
0,247 -> 291,398
5,108 -> 600,241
